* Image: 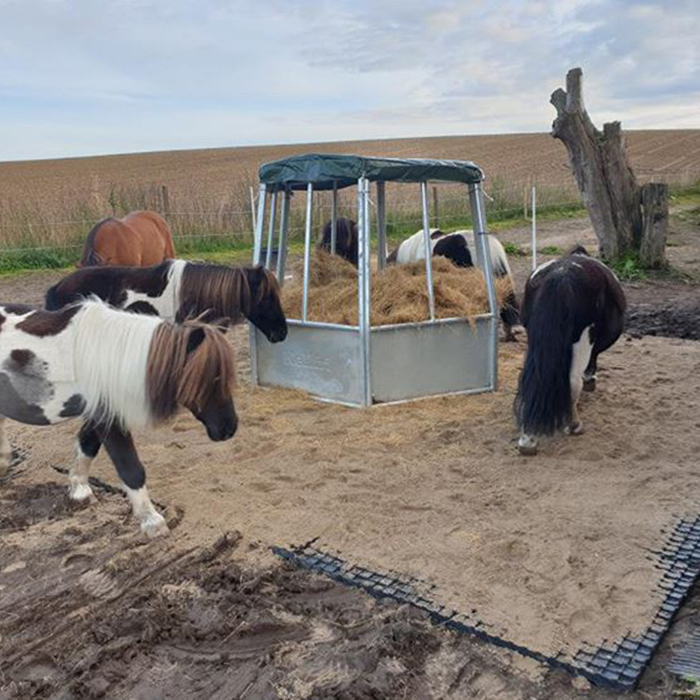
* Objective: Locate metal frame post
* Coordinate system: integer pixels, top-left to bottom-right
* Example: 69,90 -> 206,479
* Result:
331,181 -> 338,254
265,190 -> 278,269
302,183 -> 314,322
276,189 -> 291,284
250,183 -> 268,386
469,182 -> 498,391
420,182 -> 436,320
357,177 -> 372,406
531,184 -> 537,271
376,181 -> 387,270
252,183 -> 267,265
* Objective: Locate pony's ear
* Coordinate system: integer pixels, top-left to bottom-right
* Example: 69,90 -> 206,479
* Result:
186,326 -> 207,354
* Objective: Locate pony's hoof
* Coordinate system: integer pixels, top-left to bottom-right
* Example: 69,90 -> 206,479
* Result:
582,376 -> 596,392
69,483 -> 94,501
141,513 -> 170,538
565,421 -> 584,436
518,435 -> 538,456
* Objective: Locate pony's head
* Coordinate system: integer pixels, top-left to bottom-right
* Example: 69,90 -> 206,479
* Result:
567,244 -> 590,257
433,234 -> 473,268
147,322 -> 237,441
244,266 -> 288,343
319,218 -> 359,267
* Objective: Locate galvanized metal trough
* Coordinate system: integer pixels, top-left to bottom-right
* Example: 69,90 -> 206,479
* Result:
250,154 -> 499,407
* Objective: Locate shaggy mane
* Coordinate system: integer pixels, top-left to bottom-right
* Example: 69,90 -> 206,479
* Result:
146,321 -> 236,422
178,263 -> 279,323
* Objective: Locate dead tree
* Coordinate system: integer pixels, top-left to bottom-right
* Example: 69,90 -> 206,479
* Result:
550,68 -> 668,267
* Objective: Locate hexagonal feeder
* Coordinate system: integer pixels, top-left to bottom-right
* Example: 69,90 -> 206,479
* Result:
249,154 -> 498,407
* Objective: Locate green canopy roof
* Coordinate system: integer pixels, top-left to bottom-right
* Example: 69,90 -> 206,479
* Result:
258,153 -> 484,192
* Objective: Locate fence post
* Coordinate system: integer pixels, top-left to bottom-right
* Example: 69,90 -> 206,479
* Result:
432,186 -> 439,229
249,186 -> 257,232
161,185 -> 171,220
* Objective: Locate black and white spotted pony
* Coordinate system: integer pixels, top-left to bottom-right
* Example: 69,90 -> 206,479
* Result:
0,299 -> 237,536
514,249 -> 626,455
387,228 -> 520,340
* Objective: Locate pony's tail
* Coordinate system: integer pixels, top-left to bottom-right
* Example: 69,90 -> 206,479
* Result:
78,219 -> 109,267
514,275 -> 575,436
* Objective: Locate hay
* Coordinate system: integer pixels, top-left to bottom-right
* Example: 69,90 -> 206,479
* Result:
282,251 -> 513,326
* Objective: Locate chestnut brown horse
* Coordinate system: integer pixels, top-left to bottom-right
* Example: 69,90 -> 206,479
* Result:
79,211 -> 176,267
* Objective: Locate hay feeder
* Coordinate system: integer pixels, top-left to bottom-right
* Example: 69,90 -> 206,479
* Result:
250,154 -> 499,407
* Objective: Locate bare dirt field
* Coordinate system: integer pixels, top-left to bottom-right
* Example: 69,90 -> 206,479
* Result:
1,212 -> 699,698
2,130 -> 700,203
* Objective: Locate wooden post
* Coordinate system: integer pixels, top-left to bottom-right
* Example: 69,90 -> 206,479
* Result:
161,185 -> 171,220
432,186 -> 439,229
639,183 -> 669,269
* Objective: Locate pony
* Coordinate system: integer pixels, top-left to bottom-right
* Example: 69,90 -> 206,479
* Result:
514,250 -> 626,455
45,260 -> 288,343
79,211 -> 176,267
387,228 -> 520,341
0,299 -> 237,536
318,218 -> 359,266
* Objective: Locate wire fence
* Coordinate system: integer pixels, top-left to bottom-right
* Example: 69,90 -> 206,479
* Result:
0,169 -> 697,270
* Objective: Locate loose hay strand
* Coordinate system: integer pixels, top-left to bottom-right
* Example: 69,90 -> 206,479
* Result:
282,251 -> 513,326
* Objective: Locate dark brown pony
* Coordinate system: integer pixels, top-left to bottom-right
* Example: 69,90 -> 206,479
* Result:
318,218 -> 359,266
79,210 -> 176,267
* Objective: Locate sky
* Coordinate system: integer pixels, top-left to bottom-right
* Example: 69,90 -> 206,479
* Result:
1,0 -> 699,161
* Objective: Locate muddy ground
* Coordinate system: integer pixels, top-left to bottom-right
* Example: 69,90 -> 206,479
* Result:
0,210 -> 699,699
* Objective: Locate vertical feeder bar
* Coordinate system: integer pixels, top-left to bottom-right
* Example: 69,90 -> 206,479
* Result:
252,184 -> 267,265
531,184 -> 537,271
302,183 -> 314,322
250,183 -> 267,385
265,190 -> 278,269
357,177 -> 372,406
376,181 -> 387,270
469,182 -> 499,391
331,181 -> 338,254
276,189 -> 291,284
420,182 -> 436,321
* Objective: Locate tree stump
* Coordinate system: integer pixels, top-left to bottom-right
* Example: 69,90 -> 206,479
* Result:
639,182 -> 669,269
550,68 -> 668,267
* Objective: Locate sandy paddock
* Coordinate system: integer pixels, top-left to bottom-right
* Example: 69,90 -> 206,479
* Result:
5,314 -> 700,662
1,213 -> 700,693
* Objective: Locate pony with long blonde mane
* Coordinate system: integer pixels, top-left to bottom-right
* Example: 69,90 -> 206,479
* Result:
0,299 -> 237,536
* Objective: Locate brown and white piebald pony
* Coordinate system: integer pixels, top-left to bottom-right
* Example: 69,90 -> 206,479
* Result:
388,228 -> 520,340
0,299 -> 237,536
79,211 -> 176,267
514,249 -> 626,455
45,260 -> 288,343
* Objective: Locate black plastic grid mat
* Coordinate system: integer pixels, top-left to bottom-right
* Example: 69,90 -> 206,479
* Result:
274,514 -> 700,691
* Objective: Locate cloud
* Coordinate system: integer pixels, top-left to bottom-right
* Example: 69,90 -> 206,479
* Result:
0,0 -> 698,160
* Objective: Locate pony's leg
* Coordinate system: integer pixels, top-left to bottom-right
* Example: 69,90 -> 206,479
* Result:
567,327 -> 593,435
68,421 -> 101,501
518,433 -> 538,456
99,425 -> 168,537
583,352 -> 598,392
567,376 -> 585,435
0,417 -> 12,474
